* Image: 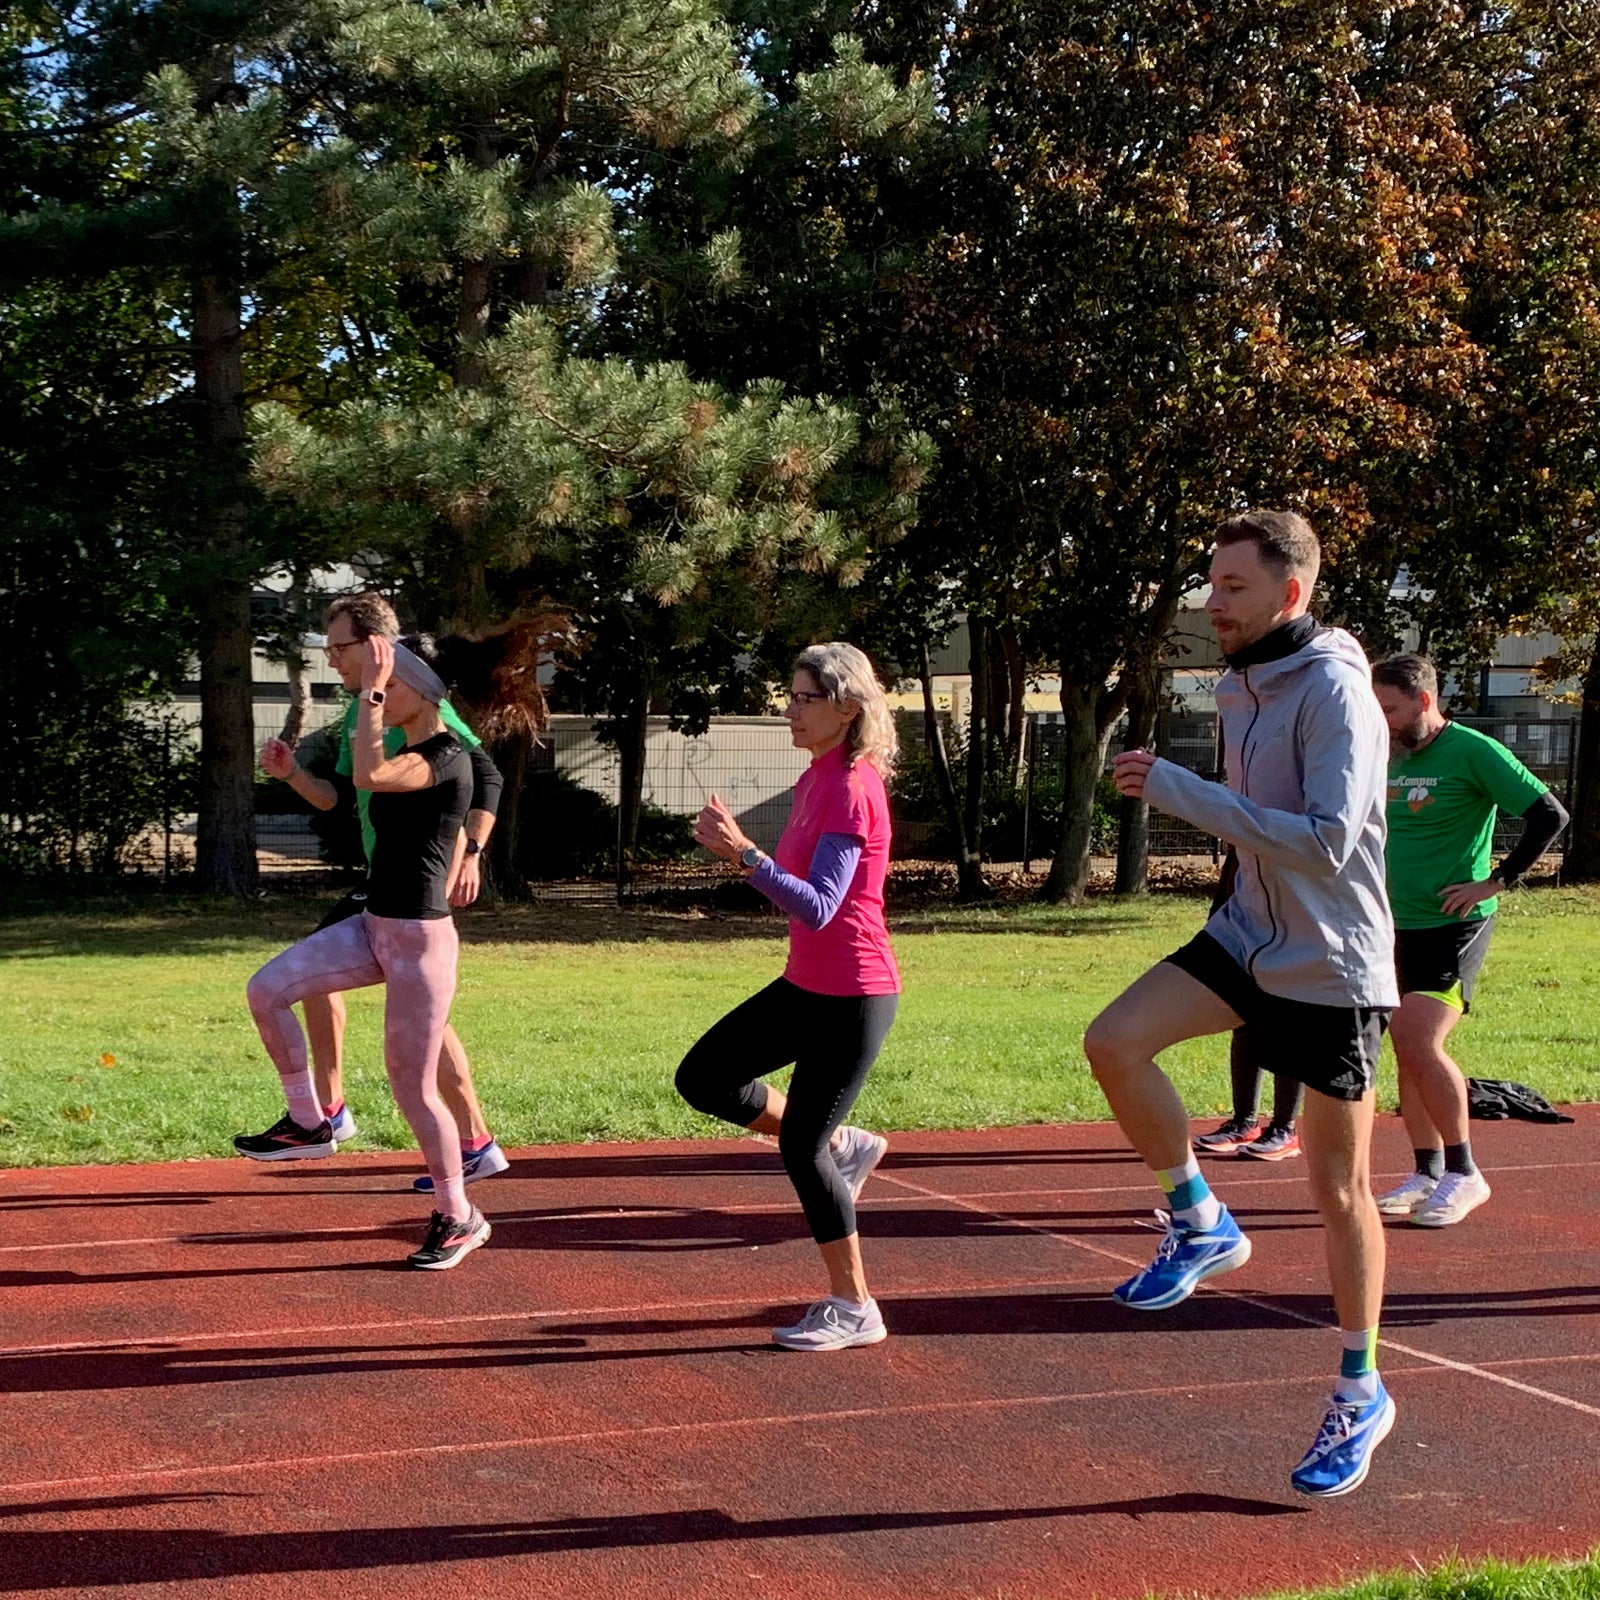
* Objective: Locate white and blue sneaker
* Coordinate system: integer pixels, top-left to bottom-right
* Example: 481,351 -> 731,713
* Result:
1291,1382 -> 1396,1498
413,1140 -> 511,1193
327,1105 -> 358,1143
1112,1207 -> 1252,1311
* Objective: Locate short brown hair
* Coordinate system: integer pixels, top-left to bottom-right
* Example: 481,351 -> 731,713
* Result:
1215,509 -> 1321,585
325,592 -> 400,642
1371,653 -> 1438,700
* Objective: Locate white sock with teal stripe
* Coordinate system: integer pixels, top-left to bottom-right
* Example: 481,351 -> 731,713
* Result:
1334,1327 -> 1380,1403
1157,1155 -> 1222,1232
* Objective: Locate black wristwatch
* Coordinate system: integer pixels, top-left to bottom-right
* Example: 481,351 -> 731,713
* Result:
739,846 -> 764,870
465,838 -> 483,858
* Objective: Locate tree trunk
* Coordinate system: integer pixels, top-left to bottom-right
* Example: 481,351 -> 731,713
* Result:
486,725 -> 532,901
1563,634 -> 1600,880
998,623 -> 1026,786
918,640 -> 984,898
615,686 -> 649,901
278,569 -> 314,747
1041,675 -> 1116,904
1114,664 -> 1159,896
191,264 -> 258,896
962,616 -> 988,893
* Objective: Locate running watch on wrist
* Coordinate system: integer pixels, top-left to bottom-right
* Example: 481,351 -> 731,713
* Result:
464,839 -> 483,857
360,687 -> 386,706
739,846 -> 763,870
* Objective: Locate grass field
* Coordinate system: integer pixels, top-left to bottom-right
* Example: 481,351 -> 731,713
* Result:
1251,1554 -> 1600,1600
3,884 -> 1598,1168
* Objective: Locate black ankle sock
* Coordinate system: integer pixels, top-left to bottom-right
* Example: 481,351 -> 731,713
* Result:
1443,1141 -> 1477,1177
1414,1147 -> 1444,1179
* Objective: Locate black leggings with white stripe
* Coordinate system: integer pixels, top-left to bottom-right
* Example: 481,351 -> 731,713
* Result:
675,977 -> 898,1245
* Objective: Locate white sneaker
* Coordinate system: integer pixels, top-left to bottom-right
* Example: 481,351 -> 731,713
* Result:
327,1106 -> 358,1143
831,1125 -> 889,1201
773,1296 -> 888,1351
1411,1169 -> 1491,1228
1374,1172 -> 1437,1216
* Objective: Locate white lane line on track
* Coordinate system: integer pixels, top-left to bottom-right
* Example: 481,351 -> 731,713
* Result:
875,1169 -> 1600,1422
0,1275 -> 1109,1359
0,1363 -> 1459,1498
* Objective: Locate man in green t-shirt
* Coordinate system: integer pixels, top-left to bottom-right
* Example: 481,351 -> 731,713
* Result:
256,592 -> 509,1188
1370,654 -> 1569,1228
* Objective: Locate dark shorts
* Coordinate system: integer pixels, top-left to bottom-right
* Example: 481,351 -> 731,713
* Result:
313,889 -> 370,933
1163,932 -> 1389,1103
1395,917 -> 1494,1013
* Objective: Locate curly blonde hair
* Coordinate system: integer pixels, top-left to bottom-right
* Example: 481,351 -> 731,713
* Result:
794,642 -> 897,776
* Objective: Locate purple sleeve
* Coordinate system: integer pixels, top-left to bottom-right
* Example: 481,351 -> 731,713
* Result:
749,833 -> 863,931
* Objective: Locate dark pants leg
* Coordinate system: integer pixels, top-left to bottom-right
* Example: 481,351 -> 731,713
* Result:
675,978 -> 898,1245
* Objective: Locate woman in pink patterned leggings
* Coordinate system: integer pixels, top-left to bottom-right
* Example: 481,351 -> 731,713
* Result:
236,634 -> 490,1271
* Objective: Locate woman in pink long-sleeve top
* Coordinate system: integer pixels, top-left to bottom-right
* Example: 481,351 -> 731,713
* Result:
677,643 -> 902,1352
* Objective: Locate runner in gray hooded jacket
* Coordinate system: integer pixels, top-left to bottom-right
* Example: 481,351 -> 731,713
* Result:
1084,510 -> 1397,1500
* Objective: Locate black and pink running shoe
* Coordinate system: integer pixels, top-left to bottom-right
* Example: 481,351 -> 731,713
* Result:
233,1114 -> 337,1161
1193,1116 -> 1261,1156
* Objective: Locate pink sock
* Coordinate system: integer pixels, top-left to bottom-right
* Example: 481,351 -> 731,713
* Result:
462,1133 -> 492,1154
324,1100 -> 346,1120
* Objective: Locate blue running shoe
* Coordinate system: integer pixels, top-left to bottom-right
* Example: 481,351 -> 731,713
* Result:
413,1139 -> 511,1193
327,1105 -> 358,1143
1112,1207 -> 1252,1311
1291,1383 -> 1396,1498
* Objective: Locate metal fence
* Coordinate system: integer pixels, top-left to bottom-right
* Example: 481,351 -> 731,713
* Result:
225,706 -> 1578,888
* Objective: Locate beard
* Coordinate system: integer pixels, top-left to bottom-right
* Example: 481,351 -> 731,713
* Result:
1389,715 -> 1431,753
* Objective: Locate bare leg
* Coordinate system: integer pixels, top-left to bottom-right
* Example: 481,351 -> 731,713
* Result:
1083,963 -> 1243,1170
304,991 -> 346,1113
1300,1091 -> 1385,1332
435,1025 -> 491,1142
1390,994 -> 1469,1152
820,1233 -> 870,1303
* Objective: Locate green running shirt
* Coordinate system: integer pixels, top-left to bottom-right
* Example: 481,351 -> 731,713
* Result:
335,697 -> 481,866
1385,722 -> 1547,930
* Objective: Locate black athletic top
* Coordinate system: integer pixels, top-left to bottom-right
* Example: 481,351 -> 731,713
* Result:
364,732 -> 473,920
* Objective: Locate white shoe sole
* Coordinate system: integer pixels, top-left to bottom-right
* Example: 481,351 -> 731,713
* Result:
773,1323 -> 889,1352
236,1142 -> 337,1162
1374,1188 -> 1434,1217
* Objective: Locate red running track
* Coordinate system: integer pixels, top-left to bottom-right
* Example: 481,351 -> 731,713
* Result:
0,1111 -> 1596,1599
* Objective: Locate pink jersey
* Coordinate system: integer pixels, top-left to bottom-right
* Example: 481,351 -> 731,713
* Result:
774,742 -> 901,997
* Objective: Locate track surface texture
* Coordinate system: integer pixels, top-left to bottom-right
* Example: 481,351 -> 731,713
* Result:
2,1110 -> 1596,1599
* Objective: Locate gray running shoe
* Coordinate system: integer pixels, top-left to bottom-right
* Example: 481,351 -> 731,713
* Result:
831,1125 -> 889,1201
1411,1169 -> 1490,1228
774,1296 -> 888,1351
1374,1172 -> 1437,1216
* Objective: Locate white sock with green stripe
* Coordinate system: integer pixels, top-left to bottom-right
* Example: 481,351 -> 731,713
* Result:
1157,1155 -> 1222,1232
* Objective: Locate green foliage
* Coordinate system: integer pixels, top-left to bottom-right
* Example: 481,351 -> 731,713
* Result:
1,710 -> 195,878
891,721 -> 1118,860
516,767 -> 696,879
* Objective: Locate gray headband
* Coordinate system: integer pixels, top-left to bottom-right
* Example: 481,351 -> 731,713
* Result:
389,642 -> 448,705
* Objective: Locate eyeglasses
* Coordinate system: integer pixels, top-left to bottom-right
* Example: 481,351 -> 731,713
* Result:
786,690 -> 831,706
322,639 -> 361,657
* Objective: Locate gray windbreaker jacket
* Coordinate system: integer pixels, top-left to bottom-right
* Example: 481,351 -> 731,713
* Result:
1143,624 -> 1398,1009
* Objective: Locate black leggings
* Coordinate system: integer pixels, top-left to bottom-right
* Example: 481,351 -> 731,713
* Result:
675,977 -> 899,1245
1230,1025 -> 1305,1127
